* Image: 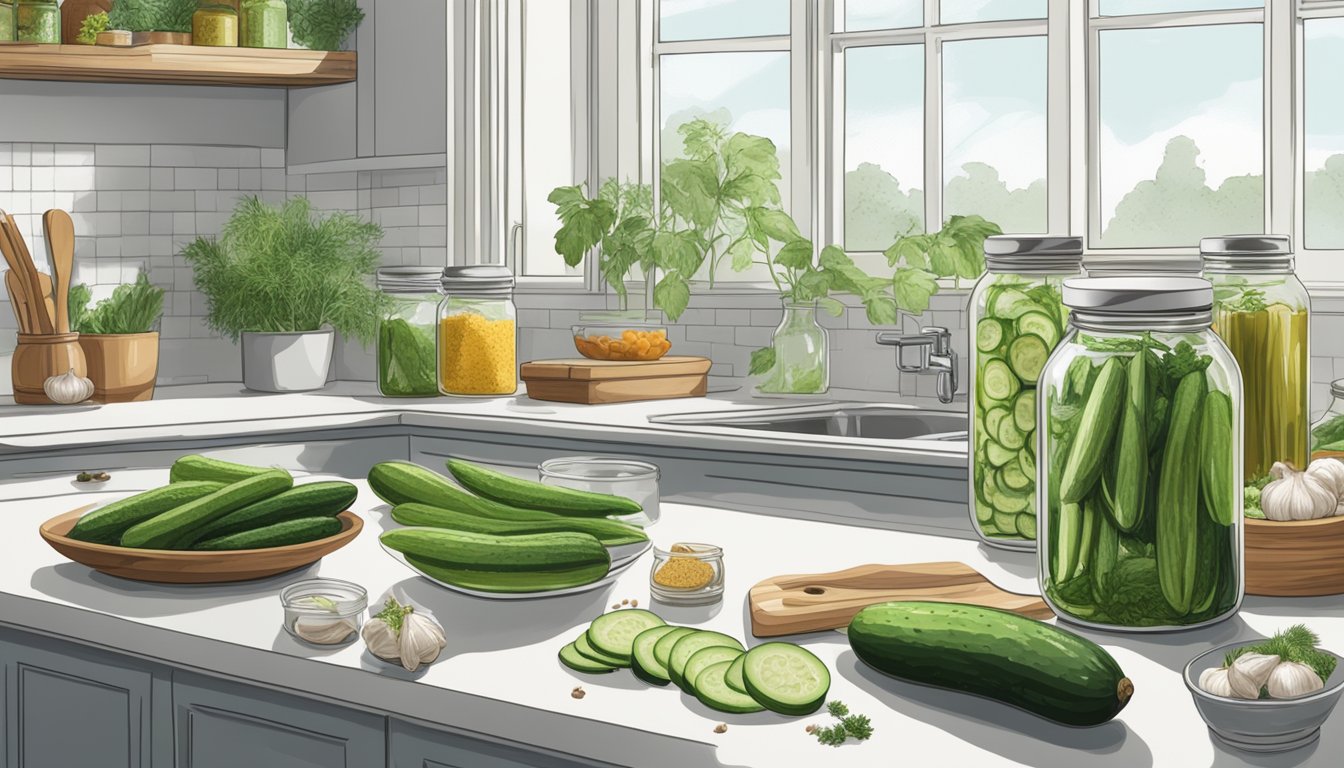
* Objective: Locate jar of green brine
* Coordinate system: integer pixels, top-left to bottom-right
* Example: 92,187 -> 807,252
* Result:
968,236 -> 1082,550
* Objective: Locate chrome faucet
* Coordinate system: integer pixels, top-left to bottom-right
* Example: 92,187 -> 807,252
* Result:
876,326 -> 958,404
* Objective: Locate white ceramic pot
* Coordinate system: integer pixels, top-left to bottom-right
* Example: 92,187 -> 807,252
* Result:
241,330 -> 334,392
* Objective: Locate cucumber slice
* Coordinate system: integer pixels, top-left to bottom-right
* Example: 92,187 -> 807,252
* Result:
976,318 -> 1005,352
586,610 -> 666,663
984,406 -> 1010,440
683,646 -> 744,694
696,660 -> 766,714
1001,463 -> 1032,492
652,627 -> 696,672
985,440 -> 1016,467
575,632 -> 628,668
1016,512 -> 1038,539
668,631 -> 744,690
991,288 -> 1036,320
992,507 -> 1021,534
1008,333 -> 1050,383
990,487 -> 1030,514
1013,390 -> 1037,433
997,418 -> 1026,451
725,654 -> 749,694
631,626 -> 680,686
741,642 -> 830,716
982,359 -> 1020,402
560,641 -> 617,674
1019,446 -> 1036,477
974,496 -> 994,524
1016,310 -> 1060,348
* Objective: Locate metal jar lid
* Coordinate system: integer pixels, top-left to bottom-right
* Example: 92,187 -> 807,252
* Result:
441,265 -> 515,296
1332,379 -> 1344,400
377,266 -> 444,292
1062,276 -> 1214,332
1200,234 -> 1294,272
984,235 -> 1084,273
1084,254 -> 1204,276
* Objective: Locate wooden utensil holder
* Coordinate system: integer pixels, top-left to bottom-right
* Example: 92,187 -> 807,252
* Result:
12,333 -> 87,405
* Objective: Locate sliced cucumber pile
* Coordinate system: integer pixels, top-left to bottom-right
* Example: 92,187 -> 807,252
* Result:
558,610 -> 830,717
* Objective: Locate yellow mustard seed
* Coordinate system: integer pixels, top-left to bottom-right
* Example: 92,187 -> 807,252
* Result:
438,313 -> 516,395
654,557 -> 714,590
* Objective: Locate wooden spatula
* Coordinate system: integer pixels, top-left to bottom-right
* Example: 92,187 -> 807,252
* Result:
748,562 -> 1054,638
4,269 -> 33,333
43,210 -> 75,334
0,213 -> 52,334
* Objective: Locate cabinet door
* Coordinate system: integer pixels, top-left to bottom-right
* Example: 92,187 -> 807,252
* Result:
374,0 -> 448,158
390,719 -> 610,768
173,673 -> 385,768
0,633 -> 157,768
287,83 -> 358,167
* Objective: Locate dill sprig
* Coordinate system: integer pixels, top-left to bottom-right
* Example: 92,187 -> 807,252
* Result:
1226,625 -> 1338,682
811,701 -> 873,747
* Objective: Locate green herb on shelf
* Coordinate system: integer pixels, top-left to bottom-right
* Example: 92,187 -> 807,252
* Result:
287,0 -> 365,51
1226,625 -> 1338,683
77,11 -> 110,44
108,0 -> 196,33
70,272 -> 165,335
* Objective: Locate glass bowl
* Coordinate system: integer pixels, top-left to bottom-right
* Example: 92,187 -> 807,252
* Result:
539,456 -> 660,526
572,324 -> 672,361
280,578 -> 367,646
649,542 -> 724,606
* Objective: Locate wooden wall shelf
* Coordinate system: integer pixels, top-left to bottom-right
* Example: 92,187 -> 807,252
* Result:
0,44 -> 356,88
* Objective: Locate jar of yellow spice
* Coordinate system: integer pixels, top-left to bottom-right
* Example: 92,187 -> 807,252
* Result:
193,3 -> 239,47
650,543 -> 724,606
437,266 -> 517,396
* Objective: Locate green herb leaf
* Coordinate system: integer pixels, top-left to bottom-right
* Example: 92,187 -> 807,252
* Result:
840,714 -> 874,741
826,701 -> 850,718
1162,341 -> 1214,381
75,272 -> 165,334
108,0 -> 196,33
288,0 -> 366,51
653,272 -> 691,322
890,267 -> 939,316
749,346 -> 776,376
775,239 -> 814,270
374,597 -> 412,633
550,185 -> 616,268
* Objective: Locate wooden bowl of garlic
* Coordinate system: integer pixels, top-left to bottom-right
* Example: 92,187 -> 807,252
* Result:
1246,456 -> 1344,596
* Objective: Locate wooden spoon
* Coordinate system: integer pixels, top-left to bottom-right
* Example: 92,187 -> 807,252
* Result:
0,213 -> 53,334
43,210 -> 76,334
4,269 -> 33,334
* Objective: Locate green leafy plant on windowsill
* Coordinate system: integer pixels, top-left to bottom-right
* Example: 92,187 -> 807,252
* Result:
287,0 -> 366,51
180,196 -> 389,343
77,12 -> 111,45
107,0 -> 196,33
68,272 -> 165,334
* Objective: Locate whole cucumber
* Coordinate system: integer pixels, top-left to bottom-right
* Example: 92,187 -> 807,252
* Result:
379,527 -> 610,573
1060,357 -> 1127,504
447,459 -> 643,517
194,517 -> 343,551
68,481 -> 225,544
390,502 -> 648,547
120,470 -> 294,550
169,455 -> 282,484
404,553 -> 609,593
848,601 -> 1133,726
1198,390 -> 1234,526
184,481 -> 358,545
1111,351 -> 1148,531
368,461 -> 555,521
1156,371 -> 1207,615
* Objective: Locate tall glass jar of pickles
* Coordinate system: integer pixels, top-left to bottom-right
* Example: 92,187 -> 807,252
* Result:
968,236 -> 1083,550
437,266 -> 517,397
377,267 -> 442,398
1202,236 -> 1309,482
1038,277 -> 1243,631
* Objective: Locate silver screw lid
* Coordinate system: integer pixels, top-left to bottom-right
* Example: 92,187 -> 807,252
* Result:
1332,379 -> 1344,399
1200,234 -> 1294,272
1063,276 -> 1213,314
441,265 -> 515,296
1084,254 -> 1204,276
377,266 -> 444,292
983,235 -> 1083,273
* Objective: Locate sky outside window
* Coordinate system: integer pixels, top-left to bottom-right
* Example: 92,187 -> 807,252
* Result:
940,0 -> 1046,24
844,44 -> 924,252
1304,18 -> 1344,249
660,0 -> 789,41
1096,0 -> 1260,15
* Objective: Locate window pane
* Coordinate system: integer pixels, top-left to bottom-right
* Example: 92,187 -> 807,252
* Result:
520,0 -> 578,277
660,0 -> 789,42
1305,18 -> 1344,250
840,0 -> 921,32
843,45 -> 924,252
1096,1 -> 1260,16
660,51 -> 790,281
1097,24 -> 1263,248
941,1 -> 1046,24
943,36 -> 1047,234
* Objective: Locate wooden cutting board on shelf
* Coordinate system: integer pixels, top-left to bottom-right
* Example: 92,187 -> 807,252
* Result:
521,356 -> 711,405
748,562 -> 1054,637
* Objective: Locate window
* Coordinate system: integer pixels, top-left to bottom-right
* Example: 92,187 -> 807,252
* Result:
1303,13 -> 1344,250
1090,5 -> 1265,248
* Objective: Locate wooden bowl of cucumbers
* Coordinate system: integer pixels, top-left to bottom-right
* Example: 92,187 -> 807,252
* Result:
39,455 -> 363,584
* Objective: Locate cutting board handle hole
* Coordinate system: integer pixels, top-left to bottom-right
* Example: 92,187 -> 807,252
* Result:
803,586 -> 826,595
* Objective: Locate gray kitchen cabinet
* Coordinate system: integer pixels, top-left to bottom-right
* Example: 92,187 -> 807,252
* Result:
390,719 -> 611,768
0,629 -> 168,768
173,673 -> 385,768
287,0 -> 447,169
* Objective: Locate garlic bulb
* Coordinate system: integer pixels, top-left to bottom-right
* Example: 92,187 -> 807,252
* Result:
1228,652 -> 1280,699
1267,661 -> 1325,699
1260,462 -> 1336,521
43,368 -> 94,405
1199,666 -> 1236,698
293,616 -> 357,645
397,611 -> 446,672
361,617 -> 400,662
1306,458 -> 1344,499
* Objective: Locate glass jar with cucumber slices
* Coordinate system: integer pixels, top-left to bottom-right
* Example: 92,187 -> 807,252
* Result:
1202,236 -> 1309,481
1039,277 -> 1243,631
968,236 -> 1083,550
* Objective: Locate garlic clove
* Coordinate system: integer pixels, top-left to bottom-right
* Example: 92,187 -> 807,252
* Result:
361,617 -> 401,662
293,616 -> 356,645
1306,458 -> 1344,501
1228,653 -> 1280,699
1200,666 -> 1237,698
1267,661 -> 1325,699
43,368 -> 95,405
397,611 -> 447,672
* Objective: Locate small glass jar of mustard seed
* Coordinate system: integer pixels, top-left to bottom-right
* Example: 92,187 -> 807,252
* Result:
193,3 -> 239,47
649,543 -> 724,606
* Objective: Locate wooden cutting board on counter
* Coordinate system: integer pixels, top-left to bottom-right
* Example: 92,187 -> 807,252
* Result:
748,562 -> 1054,637
521,356 -> 711,405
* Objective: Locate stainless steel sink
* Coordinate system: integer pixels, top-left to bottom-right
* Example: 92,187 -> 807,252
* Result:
649,403 -> 967,441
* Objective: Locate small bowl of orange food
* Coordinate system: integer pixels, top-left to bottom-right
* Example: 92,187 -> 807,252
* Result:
572,324 -> 672,361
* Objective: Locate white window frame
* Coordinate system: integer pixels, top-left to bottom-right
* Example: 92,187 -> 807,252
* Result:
1295,0 -> 1344,286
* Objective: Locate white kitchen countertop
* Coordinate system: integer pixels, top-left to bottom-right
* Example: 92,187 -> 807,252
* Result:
2,468 -> 1340,767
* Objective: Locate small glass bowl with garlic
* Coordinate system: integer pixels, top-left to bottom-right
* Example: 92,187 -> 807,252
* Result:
280,578 -> 367,646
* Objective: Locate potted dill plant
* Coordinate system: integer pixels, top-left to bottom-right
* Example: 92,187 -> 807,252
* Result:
182,196 -> 387,393
69,271 -> 165,403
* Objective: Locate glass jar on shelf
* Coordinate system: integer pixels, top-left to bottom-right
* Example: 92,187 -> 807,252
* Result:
1311,379 -> 1344,456
193,2 -> 239,47
437,265 -> 517,397
376,266 -> 442,398
1202,236 -> 1309,480
968,235 -> 1083,551
239,0 -> 286,49
14,0 -> 59,44
1,1 -> 15,42
1038,277 -> 1243,631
